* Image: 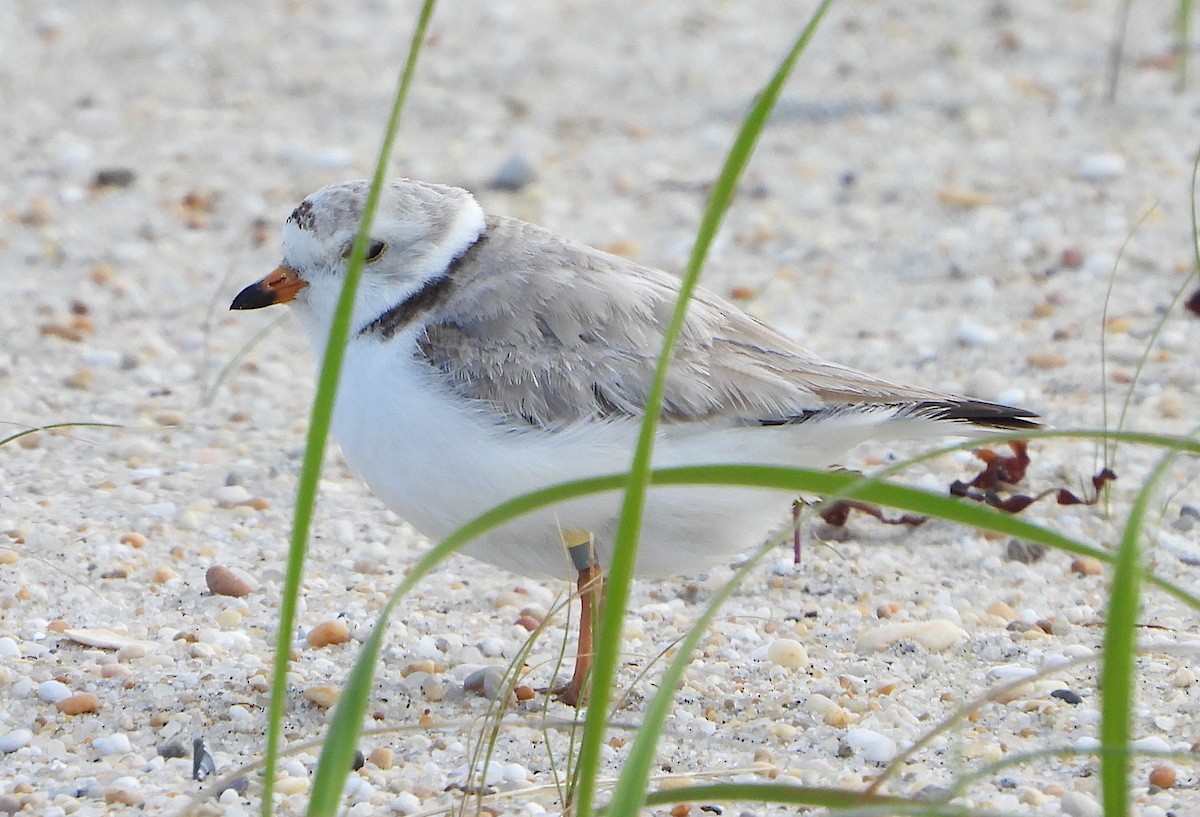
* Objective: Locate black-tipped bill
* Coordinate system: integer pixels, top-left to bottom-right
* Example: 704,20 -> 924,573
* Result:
230,265 -> 308,310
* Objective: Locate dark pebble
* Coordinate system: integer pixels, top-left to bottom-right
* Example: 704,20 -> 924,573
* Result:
216,777 -> 249,797
1004,539 -> 1046,564
93,168 -> 137,189
157,740 -> 187,759
1051,688 -> 1083,705
352,749 -> 365,771
489,151 -> 537,192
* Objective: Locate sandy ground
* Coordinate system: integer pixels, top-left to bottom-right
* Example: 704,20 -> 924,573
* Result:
2,1 -> 1199,815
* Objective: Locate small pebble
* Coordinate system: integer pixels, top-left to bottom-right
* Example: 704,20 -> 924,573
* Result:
1148,764 -> 1176,789
420,678 -> 445,702
1004,539 -> 1046,564
306,619 -> 351,648
1079,152 -> 1126,182
93,168 -> 137,188
401,659 -> 437,677
1050,688 -> 1083,705
391,792 -> 422,814
215,608 -> 242,629
1132,736 -> 1170,753
206,564 -> 255,597
844,728 -> 898,763
0,637 -> 19,658
0,729 -> 33,753
151,566 -> 179,583
304,685 -> 340,709
218,777 -> 250,797
463,666 -> 507,700
367,747 -> 394,769
1026,351 -> 1068,370
857,619 -> 967,653
36,680 -> 72,703
116,643 -> 147,662
515,685 -> 537,701
955,320 -> 998,346
56,692 -> 100,715
987,664 -> 1036,683
489,150 -> 538,191
93,733 -> 132,756
986,601 -> 1016,620
766,638 -> 808,669
1060,790 -> 1102,817
1070,557 -> 1104,577
104,787 -> 142,806
215,485 -> 253,508
158,741 -> 187,759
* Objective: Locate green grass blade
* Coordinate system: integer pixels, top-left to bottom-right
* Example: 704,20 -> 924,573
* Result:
1098,446 -> 1177,816
1178,0 -> 1193,91
638,782 -> 1016,815
0,421 -> 122,447
575,4 -> 834,814
256,3 -> 440,815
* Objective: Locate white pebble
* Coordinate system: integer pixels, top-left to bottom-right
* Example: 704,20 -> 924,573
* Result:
0,637 -> 19,657
215,485 -> 252,508
93,733 -> 132,756
766,638 -> 808,669
1131,735 -> 1171,754
857,619 -> 967,653
964,276 -> 995,301
503,762 -> 530,786
390,793 -> 421,815
1079,153 -> 1126,182
995,388 -> 1025,407
342,777 -> 374,800
478,637 -> 506,657
845,728 -> 898,763
955,320 -> 998,346
0,729 -> 32,753
986,664 -> 1036,683
37,680 -> 72,703
1061,790 -> 1102,817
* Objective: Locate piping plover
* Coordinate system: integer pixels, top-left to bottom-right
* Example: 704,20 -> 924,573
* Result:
232,178 -> 1037,704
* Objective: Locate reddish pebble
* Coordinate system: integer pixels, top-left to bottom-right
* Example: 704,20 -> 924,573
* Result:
205,564 -> 253,597
306,619 -> 351,648
1060,247 -> 1084,269
515,685 -> 537,701
56,692 -> 100,715
1070,557 -> 1104,577
119,532 -> 147,548
515,615 -> 541,631
1149,764 -> 1176,789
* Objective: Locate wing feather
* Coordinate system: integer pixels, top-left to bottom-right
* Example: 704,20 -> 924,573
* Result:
416,216 -> 1010,428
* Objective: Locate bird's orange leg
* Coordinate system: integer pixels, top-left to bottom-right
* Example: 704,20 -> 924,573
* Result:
554,530 -> 604,707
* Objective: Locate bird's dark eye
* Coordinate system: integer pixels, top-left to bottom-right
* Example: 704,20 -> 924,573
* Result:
365,240 -> 387,262
341,239 -> 388,262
